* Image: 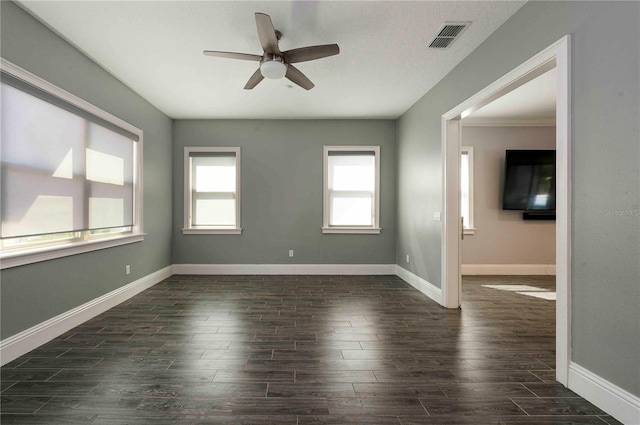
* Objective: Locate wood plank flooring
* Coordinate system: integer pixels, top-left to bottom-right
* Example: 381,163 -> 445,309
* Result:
1,275 -> 621,424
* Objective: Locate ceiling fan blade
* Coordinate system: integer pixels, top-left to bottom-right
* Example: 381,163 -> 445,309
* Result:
203,51 -> 262,61
244,68 -> 264,90
285,65 -> 314,90
283,44 -> 340,64
255,13 -> 281,55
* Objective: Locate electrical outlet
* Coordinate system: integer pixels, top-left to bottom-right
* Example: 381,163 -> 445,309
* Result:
406,255 -> 410,263
289,250 -> 294,257
125,265 -> 131,275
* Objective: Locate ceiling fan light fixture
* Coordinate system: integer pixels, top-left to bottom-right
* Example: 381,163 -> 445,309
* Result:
260,59 -> 287,79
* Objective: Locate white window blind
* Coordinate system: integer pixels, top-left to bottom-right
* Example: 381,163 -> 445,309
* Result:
183,147 -> 241,234
328,152 -> 375,226
323,146 -> 380,234
191,154 -> 237,227
1,75 -> 136,241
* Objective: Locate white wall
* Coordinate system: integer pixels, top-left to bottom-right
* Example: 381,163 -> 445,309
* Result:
461,126 -> 556,265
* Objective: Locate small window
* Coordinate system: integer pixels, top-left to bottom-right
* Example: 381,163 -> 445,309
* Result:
183,147 -> 241,234
323,146 -> 381,234
461,146 -> 475,234
0,60 -> 143,269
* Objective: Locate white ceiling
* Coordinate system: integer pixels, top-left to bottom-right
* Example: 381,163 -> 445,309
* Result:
17,1 -> 526,120
466,68 -> 557,123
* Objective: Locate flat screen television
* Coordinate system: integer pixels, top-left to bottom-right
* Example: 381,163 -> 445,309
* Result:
502,150 -> 556,216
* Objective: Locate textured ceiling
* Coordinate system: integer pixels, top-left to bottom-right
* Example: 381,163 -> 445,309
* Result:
17,1 -> 526,119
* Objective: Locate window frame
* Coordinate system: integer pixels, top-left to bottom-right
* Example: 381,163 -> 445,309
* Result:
322,145 -> 381,234
0,58 -> 144,270
461,146 -> 476,235
182,146 -> 242,235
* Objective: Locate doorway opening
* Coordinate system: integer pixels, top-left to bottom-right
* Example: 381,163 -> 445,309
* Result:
440,36 -> 571,385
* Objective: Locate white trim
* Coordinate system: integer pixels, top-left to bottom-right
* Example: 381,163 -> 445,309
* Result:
568,362 -> 640,425
183,147 -> 242,232
461,264 -> 556,275
395,265 -> 443,306
0,58 -> 145,266
135,128 -> 144,245
321,227 -> 381,234
173,263 -> 396,275
554,35 -> 572,387
0,234 -> 145,270
441,35 -> 571,385
182,228 -> 243,235
322,146 -> 381,234
462,117 -> 556,127
442,119 -> 462,308
0,265 -> 172,366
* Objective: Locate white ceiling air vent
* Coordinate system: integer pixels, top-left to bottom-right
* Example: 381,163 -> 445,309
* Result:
428,22 -> 470,49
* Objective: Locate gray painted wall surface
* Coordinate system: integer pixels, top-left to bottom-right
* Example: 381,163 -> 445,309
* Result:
0,2 -> 173,339
396,1 -> 639,395
461,126 -> 556,265
172,120 -> 396,265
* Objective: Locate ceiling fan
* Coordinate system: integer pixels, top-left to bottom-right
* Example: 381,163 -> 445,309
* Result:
204,13 -> 339,90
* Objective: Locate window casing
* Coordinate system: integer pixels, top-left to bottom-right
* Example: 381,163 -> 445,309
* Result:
461,146 -> 475,234
0,59 -> 143,269
323,146 -> 381,234
183,147 -> 241,234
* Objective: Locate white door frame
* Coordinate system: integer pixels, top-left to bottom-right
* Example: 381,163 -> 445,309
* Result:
440,35 -> 571,385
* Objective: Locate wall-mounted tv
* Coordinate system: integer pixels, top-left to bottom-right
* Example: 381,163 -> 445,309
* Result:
502,150 -> 556,219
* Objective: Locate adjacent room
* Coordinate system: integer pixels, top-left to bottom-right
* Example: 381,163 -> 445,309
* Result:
459,67 -> 558,314
1,1 -> 638,424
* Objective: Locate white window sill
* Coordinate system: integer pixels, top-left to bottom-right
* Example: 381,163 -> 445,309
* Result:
0,233 -> 145,270
182,228 -> 242,235
322,227 -> 381,234
463,228 -> 476,235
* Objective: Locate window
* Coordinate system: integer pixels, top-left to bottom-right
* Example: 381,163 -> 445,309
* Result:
183,147 -> 241,234
461,146 -> 475,234
323,146 -> 381,234
0,59 -> 143,269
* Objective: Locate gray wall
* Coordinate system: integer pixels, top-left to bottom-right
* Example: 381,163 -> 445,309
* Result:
172,120 -> 396,265
461,126 -> 556,265
0,2 -> 173,339
396,1 -> 639,395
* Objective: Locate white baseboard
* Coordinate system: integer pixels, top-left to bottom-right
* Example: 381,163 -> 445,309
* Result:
395,265 -> 443,306
174,264 -> 444,307
462,264 -> 556,275
569,362 -> 640,425
0,265 -> 173,366
172,263 -> 397,275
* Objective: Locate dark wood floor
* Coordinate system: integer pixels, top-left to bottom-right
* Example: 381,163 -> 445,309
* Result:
1,274 -> 620,424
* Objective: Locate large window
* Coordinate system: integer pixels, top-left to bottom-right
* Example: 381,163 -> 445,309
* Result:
183,147 -> 241,234
0,60 -> 143,269
323,146 -> 381,234
461,146 -> 475,234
